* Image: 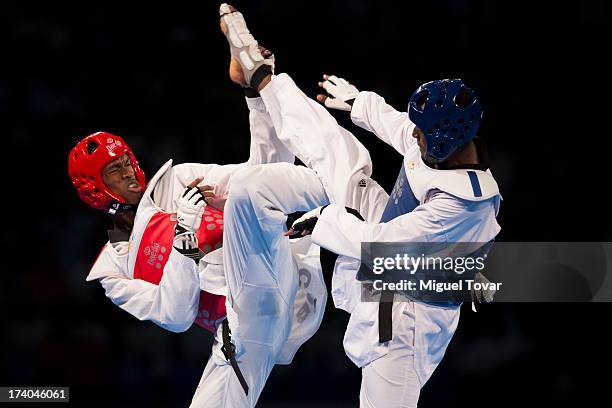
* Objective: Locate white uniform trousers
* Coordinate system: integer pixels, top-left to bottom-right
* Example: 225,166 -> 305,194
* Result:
190,323 -> 275,407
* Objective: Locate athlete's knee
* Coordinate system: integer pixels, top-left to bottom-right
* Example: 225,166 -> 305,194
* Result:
228,163 -> 286,207
227,165 -> 264,206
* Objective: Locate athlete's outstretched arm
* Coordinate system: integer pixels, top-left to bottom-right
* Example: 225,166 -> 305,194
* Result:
317,74 -> 417,156
350,90 -> 417,156
310,192 -> 499,260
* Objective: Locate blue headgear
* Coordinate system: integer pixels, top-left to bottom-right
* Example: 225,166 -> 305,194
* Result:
408,79 -> 482,163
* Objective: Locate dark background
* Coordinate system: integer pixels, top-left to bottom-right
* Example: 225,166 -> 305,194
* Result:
2,1 -> 611,407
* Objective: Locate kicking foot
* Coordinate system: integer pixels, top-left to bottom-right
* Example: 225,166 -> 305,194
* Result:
229,46 -> 274,87
220,4 -> 273,91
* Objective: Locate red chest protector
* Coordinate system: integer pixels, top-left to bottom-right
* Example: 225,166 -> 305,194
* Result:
133,206 -> 226,333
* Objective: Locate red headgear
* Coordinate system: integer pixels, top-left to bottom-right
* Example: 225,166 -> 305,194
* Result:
68,132 -> 146,213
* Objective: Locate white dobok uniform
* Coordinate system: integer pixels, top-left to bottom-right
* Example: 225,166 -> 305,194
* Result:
222,74 -> 502,407
84,97 -> 328,407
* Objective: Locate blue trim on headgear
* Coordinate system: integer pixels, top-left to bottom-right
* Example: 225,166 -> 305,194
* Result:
408,79 -> 482,163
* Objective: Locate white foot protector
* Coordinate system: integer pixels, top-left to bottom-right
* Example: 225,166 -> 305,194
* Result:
220,3 -> 270,88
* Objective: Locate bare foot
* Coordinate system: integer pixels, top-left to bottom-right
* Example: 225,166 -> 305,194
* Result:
229,57 -> 247,86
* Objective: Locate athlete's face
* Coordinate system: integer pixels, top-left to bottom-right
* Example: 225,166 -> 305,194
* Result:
102,154 -> 143,205
412,127 -> 427,158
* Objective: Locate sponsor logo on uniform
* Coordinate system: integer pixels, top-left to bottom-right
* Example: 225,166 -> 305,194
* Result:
358,179 -> 367,188
143,242 -> 167,269
390,175 -> 405,205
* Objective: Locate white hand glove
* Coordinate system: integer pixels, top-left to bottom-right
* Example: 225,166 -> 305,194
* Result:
176,186 -> 206,232
320,75 -> 360,111
471,272 -> 496,312
472,272 -> 496,303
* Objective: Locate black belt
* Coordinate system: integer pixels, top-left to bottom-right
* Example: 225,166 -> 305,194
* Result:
378,290 -> 394,343
221,319 -> 249,396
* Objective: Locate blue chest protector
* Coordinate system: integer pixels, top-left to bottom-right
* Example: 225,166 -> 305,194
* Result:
380,164 -> 419,223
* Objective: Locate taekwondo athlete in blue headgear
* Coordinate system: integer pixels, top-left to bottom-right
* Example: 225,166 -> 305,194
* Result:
408,79 -> 483,164
287,74 -> 502,407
